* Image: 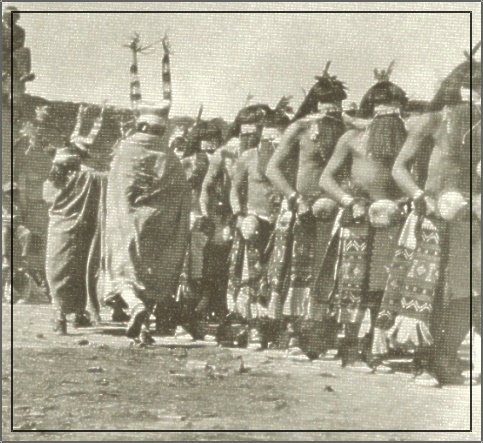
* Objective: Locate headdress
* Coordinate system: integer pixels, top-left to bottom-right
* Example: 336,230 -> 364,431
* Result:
124,33 -> 172,129
294,61 -> 347,121
259,96 -> 293,142
192,119 -> 224,143
431,41 -> 481,110
361,63 -> 408,164
197,118 -> 225,153
233,103 -> 271,137
204,118 -> 225,143
264,96 -> 292,129
185,106 -> 225,153
137,103 -> 170,128
358,61 -> 408,118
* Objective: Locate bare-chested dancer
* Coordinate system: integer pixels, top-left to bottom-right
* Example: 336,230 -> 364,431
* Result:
319,64 -> 408,365
229,102 -> 290,348
186,119 -> 226,328
373,45 -> 481,385
266,64 -> 347,354
199,105 -> 267,341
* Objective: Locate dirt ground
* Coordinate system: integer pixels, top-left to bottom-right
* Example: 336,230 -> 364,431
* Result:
2,304 -> 481,441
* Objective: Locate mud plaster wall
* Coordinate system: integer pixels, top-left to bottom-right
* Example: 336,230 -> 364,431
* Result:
8,95 -> 230,272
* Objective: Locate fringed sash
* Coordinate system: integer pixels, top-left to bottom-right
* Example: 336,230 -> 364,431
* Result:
373,214 -> 442,354
304,209 -> 344,322
282,216 -> 317,317
176,220 -> 209,303
332,222 -> 372,324
226,229 -> 244,315
225,225 -> 272,320
266,203 -> 294,319
246,241 -> 270,320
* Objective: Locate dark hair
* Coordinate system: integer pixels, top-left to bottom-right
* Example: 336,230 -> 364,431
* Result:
221,124 -> 237,145
358,81 -> 408,118
265,108 -> 291,129
232,104 -> 271,136
430,59 -> 481,111
313,115 -> 346,163
367,114 -> 407,166
293,76 -> 347,121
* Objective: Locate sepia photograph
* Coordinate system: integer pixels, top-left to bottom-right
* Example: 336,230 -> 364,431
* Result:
1,2 -> 481,441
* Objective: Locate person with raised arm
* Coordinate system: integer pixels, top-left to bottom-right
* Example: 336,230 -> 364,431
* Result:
45,104 -> 106,334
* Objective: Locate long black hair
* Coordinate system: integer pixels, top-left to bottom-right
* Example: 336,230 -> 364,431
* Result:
293,76 -> 347,121
431,45 -> 481,111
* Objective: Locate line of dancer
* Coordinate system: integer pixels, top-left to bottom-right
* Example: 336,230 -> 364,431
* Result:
35,34 -> 481,386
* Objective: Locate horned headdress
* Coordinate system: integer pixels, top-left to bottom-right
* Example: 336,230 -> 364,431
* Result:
124,32 -> 172,129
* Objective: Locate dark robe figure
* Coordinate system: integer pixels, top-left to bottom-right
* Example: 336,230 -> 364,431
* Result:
45,147 -> 106,334
105,108 -> 191,343
103,34 -> 190,343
